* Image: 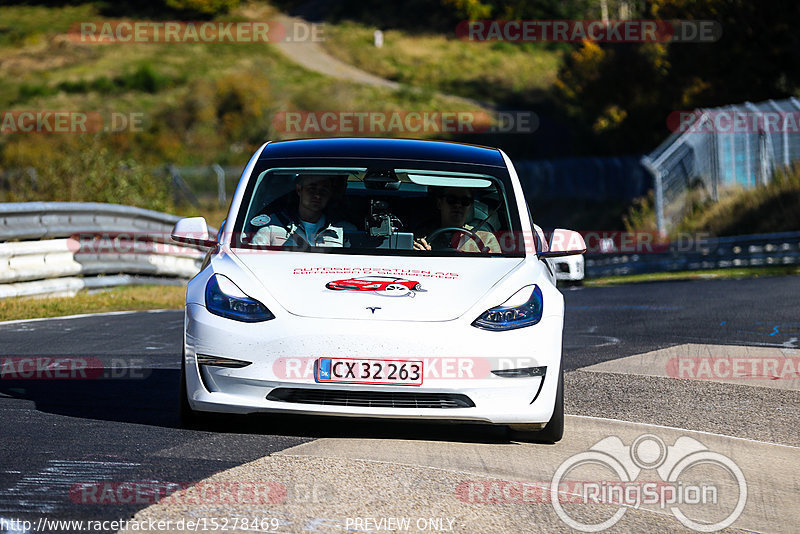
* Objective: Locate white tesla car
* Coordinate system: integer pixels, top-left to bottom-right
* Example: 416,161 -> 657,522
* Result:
172,138 -> 585,443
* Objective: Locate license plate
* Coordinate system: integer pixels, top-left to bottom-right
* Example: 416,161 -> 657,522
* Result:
316,358 -> 423,385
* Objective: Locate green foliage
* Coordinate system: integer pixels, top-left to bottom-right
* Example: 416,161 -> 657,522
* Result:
677,165 -> 800,236
0,4 -> 96,48
270,0 -> 460,33
442,0 -> 492,20
0,285 -> 186,322
164,0 -> 240,17
1,136 -> 172,212
489,40 -> 516,53
15,64 -> 184,103
587,265 -> 800,286
1,1 -> 569,212
321,21 -> 561,108
555,0 -> 800,154
16,83 -> 53,101
123,64 -> 165,93
623,191 -> 658,234
623,165 -> 800,237
443,0 -> 595,20
144,72 -> 273,164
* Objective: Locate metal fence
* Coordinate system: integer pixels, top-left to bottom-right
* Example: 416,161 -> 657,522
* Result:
585,231 -> 800,278
643,97 -> 800,235
0,164 -> 244,209
166,164 -> 243,207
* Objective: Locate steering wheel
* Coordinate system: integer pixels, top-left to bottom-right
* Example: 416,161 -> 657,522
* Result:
426,226 -> 489,253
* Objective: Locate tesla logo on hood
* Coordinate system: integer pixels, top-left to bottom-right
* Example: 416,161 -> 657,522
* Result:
366,307 -> 381,314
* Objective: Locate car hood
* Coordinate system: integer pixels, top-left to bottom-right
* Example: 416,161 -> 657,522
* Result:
233,251 -> 525,321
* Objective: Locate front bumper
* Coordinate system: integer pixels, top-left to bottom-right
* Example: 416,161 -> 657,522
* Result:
184,303 -> 563,425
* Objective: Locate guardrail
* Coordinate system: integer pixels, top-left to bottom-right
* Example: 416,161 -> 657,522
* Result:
585,231 -> 800,278
0,202 -> 210,299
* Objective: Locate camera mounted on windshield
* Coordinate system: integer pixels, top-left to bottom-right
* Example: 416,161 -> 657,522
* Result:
365,199 -> 403,238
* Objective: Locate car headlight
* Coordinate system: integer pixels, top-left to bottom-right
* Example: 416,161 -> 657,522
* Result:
472,285 -> 543,331
205,274 -> 275,322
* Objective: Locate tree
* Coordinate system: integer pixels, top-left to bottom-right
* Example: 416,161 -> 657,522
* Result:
555,0 -> 800,154
443,0 -> 596,20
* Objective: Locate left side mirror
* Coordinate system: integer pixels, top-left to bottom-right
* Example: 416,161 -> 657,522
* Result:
539,229 -> 586,258
171,217 -> 217,248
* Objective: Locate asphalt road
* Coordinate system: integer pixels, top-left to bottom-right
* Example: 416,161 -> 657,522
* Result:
561,275 -> 800,369
0,275 -> 798,532
0,311 -> 309,531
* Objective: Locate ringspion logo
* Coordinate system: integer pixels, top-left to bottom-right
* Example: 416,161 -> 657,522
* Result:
551,434 -> 747,532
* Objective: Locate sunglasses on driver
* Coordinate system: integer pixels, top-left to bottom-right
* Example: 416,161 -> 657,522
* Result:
442,195 -> 473,207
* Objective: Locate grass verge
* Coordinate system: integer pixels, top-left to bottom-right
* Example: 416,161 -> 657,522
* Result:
0,285 -> 185,322
584,265 -> 800,287
321,21 -> 561,107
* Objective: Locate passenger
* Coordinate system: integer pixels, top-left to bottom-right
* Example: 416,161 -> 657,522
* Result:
252,175 -> 356,247
413,187 -> 501,253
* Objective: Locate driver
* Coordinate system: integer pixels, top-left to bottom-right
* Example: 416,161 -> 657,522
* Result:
252,175 -> 356,247
413,187 -> 500,253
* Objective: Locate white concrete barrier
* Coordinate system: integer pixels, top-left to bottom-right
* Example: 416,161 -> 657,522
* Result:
0,202 -> 213,298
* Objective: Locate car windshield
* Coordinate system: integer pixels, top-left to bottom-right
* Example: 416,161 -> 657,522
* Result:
231,161 -> 524,257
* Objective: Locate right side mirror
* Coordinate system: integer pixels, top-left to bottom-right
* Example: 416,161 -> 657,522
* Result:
539,229 -> 586,258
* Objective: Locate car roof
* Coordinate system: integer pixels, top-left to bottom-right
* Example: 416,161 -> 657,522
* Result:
259,138 -> 505,168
